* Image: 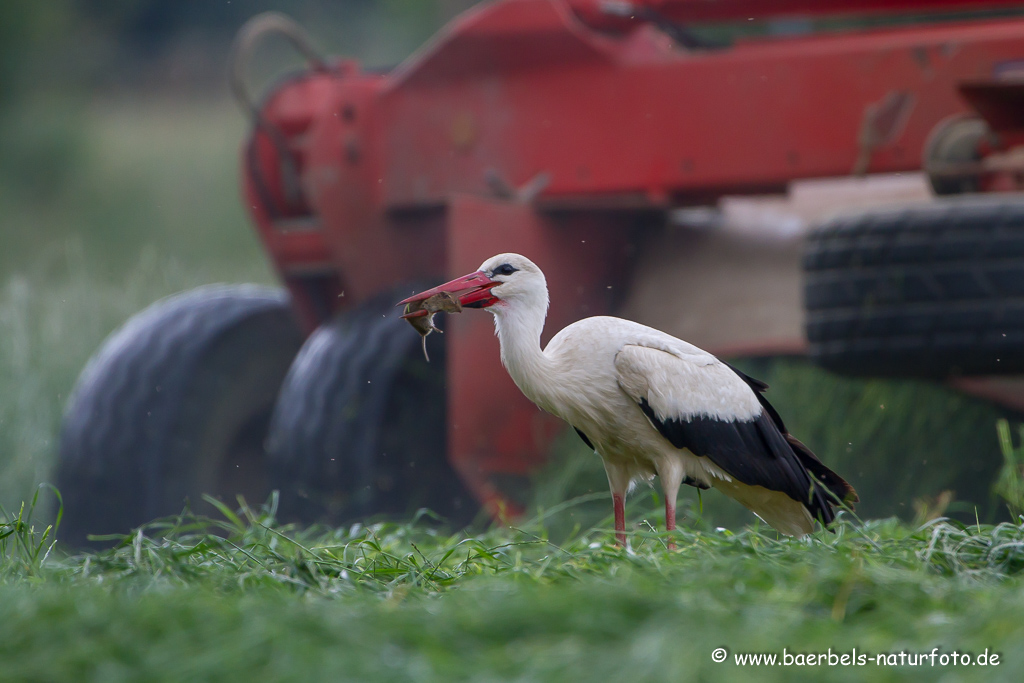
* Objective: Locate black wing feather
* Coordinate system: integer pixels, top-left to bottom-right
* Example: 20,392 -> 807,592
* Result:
724,363 -> 859,506
637,397 -> 838,526
574,428 -> 594,451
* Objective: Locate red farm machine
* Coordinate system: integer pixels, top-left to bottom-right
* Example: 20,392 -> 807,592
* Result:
57,0 -> 1024,545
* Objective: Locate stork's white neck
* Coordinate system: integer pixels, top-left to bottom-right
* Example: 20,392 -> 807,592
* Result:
492,299 -> 556,405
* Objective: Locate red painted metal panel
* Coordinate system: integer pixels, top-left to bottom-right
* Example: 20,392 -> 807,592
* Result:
568,0 -> 1024,28
247,1 -> 1024,315
377,1 -> 1024,208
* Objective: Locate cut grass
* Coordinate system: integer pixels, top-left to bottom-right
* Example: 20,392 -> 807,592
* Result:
3,492 -> 1024,681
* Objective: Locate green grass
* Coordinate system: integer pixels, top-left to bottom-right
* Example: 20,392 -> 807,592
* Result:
3,492 -> 1024,681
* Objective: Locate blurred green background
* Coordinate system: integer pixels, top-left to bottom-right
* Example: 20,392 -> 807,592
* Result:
1,0 -> 1021,530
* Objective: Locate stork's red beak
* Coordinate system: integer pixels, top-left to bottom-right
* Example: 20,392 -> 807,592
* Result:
398,271 -> 500,317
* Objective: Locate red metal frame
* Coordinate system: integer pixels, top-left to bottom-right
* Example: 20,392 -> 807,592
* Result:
566,0 -> 1024,28
241,0 -> 1024,514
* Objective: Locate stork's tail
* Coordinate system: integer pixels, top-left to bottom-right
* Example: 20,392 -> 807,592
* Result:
786,433 -> 859,509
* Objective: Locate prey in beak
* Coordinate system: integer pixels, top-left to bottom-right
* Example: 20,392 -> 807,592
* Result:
402,292 -> 459,361
398,271 -> 500,361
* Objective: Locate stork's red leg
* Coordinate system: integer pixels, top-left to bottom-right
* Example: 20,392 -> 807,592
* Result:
664,496 -> 678,551
603,461 -> 631,547
613,493 -> 626,546
665,497 -> 676,531
657,461 -> 684,550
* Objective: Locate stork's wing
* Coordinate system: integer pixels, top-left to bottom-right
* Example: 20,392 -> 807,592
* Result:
725,362 -> 858,505
614,344 -> 846,523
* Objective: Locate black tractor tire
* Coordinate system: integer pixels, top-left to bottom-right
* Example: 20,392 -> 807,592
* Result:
57,285 -> 304,547
804,196 -> 1024,378
266,289 -> 476,527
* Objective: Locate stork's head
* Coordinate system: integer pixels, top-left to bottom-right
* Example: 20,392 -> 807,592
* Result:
398,253 -> 548,319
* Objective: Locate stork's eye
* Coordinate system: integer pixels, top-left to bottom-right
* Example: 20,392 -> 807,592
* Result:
493,264 -> 518,277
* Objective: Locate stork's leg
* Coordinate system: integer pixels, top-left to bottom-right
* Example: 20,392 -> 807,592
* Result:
612,493 -> 626,546
656,459 -> 684,549
603,460 -> 631,547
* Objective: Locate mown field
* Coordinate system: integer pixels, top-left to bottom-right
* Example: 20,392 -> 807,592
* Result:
4,491 -> 1024,682
4,98 -> 1024,680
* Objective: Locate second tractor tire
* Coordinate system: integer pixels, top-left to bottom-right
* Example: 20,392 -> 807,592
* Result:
266,290 -> 477,526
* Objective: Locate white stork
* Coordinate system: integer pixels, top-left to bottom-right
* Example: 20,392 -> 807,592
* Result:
399,253 -> 857,543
